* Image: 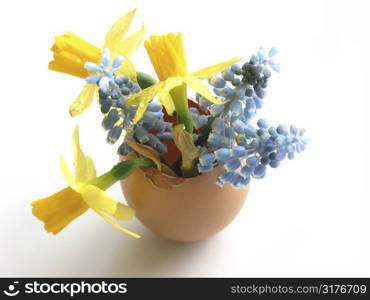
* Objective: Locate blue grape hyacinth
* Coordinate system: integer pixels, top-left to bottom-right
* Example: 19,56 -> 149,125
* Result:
84,50 -> 173,155
195,48 -> 308,187
199,119 -> 308,188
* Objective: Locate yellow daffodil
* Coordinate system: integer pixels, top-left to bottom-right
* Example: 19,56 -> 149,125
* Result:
31,126 -> 140,238
126,33 -> 240,130
49,32 -> 102,78
48,9 -> 145,117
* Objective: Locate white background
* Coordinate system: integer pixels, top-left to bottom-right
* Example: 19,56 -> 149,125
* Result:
0,0 -> 369,277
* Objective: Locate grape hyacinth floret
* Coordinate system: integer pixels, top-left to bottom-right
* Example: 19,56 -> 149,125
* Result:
84,49 -> 173,155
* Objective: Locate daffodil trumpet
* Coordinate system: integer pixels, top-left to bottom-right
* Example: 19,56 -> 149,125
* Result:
31,126 -> 153,237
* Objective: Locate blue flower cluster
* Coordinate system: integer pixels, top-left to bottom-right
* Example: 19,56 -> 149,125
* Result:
196,48 -> 308,187
199,47 -> 279,120
84,49 -> 173,155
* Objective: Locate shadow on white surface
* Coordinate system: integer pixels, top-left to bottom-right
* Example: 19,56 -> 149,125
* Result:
103,231 -> 219,277
44,218 -> 225,277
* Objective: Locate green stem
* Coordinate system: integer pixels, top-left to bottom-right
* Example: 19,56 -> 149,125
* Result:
170,84 -> 194,134
137,72 -> 196,176
170,84 -> 196,176
90,157 -> 154,190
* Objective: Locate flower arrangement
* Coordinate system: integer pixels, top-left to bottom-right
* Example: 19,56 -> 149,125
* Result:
32,9 -> 308,240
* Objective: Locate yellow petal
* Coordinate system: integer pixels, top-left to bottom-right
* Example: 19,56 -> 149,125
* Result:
115,54 -> 137,82
69,84 -> 96,117
158,92 -> 175,115
59,155 -> 78,191
191,57 -> 241,79
126,78 -> 183,123
125,84 -> 158,105
78,183 -> 117,215
93,209 -> 140,238
104,9 -> 137,50
157,77 -> 183,115
112,202 -> 136,221
126,83 -> 161,123
112,24 -> 145,57
182,76 -> 223,105
161,77 -> 183,93
31,187 -> 89,234
72,125 -> 97,182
